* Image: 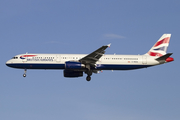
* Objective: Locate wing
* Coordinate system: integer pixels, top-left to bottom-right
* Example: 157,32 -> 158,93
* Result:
79,44 -> 111,66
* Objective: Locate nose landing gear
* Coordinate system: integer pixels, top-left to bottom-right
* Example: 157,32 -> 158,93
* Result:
23,69 -> 27,77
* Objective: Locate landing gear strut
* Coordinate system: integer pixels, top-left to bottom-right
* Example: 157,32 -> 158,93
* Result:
23,69 -> 27,77
85,70 -> 92,81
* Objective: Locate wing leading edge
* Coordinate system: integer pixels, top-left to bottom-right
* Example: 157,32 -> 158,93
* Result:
79,44 -> 111,65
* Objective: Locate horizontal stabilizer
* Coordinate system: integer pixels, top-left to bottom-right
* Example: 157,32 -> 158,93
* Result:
156,53 -> 173,63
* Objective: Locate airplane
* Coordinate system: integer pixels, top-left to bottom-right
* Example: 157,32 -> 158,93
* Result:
6,34 -> 174,81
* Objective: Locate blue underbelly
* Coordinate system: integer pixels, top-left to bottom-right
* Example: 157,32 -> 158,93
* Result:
6,63 -> 152,70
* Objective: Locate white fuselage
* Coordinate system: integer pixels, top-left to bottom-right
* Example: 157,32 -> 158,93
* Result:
5,34 -> 174,81
6,53 -> 160,70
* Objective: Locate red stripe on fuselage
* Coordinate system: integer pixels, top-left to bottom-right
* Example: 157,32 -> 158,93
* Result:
154,37 -> 170,47
22,55 -> 37,57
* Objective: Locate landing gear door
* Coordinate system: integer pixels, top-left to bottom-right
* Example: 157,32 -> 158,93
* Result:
56,55 -> 61,62
142,56 -> 147,64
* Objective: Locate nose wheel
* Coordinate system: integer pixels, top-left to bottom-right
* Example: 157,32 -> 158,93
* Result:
23,69 -> 27,77
23,73 -> 26,77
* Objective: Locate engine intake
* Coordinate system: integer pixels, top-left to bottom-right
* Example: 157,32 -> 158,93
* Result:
65,61 -> 85,69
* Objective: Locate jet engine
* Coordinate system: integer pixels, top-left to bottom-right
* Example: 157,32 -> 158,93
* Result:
63,70 -> 83,77
65,61 -> 85,69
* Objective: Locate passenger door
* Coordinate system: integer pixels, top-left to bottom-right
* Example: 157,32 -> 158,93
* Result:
56,55 -> 61,62
142,56 -> 147,64
22,54 -> 27,62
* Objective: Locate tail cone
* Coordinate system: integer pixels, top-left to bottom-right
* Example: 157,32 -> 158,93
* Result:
166,57 -> 174,62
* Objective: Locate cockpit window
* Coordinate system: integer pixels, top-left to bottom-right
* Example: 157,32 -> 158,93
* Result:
12,57 -> 18,59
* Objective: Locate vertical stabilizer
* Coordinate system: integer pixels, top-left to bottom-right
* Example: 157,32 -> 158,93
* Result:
145,34 -> 171,57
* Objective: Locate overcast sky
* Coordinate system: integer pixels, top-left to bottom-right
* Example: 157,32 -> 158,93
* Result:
1,0 -> 180,120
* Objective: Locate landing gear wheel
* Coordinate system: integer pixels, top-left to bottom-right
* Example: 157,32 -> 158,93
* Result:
23,74 -> 26,77
86,76 -> 91,81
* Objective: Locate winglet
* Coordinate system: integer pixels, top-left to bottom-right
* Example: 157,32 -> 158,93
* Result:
107,43 -> 111,48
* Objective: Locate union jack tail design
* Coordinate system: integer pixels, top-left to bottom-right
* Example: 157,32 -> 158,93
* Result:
146,34 -> 171,57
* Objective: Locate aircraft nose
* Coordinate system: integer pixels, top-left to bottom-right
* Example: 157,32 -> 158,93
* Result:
6,60 -> 11,67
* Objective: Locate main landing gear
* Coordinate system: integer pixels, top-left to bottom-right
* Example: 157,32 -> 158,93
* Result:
23,69 -> 27,77
85,70 -> 92,81
85,64 -> 93,81
86,75 -> 91,81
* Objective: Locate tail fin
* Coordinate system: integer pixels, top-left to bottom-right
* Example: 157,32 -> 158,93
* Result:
145,34 -> 171,57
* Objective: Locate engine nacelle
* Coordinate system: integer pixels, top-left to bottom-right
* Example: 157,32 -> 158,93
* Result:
65,61 -> 85,69
63,70 -> 83,77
